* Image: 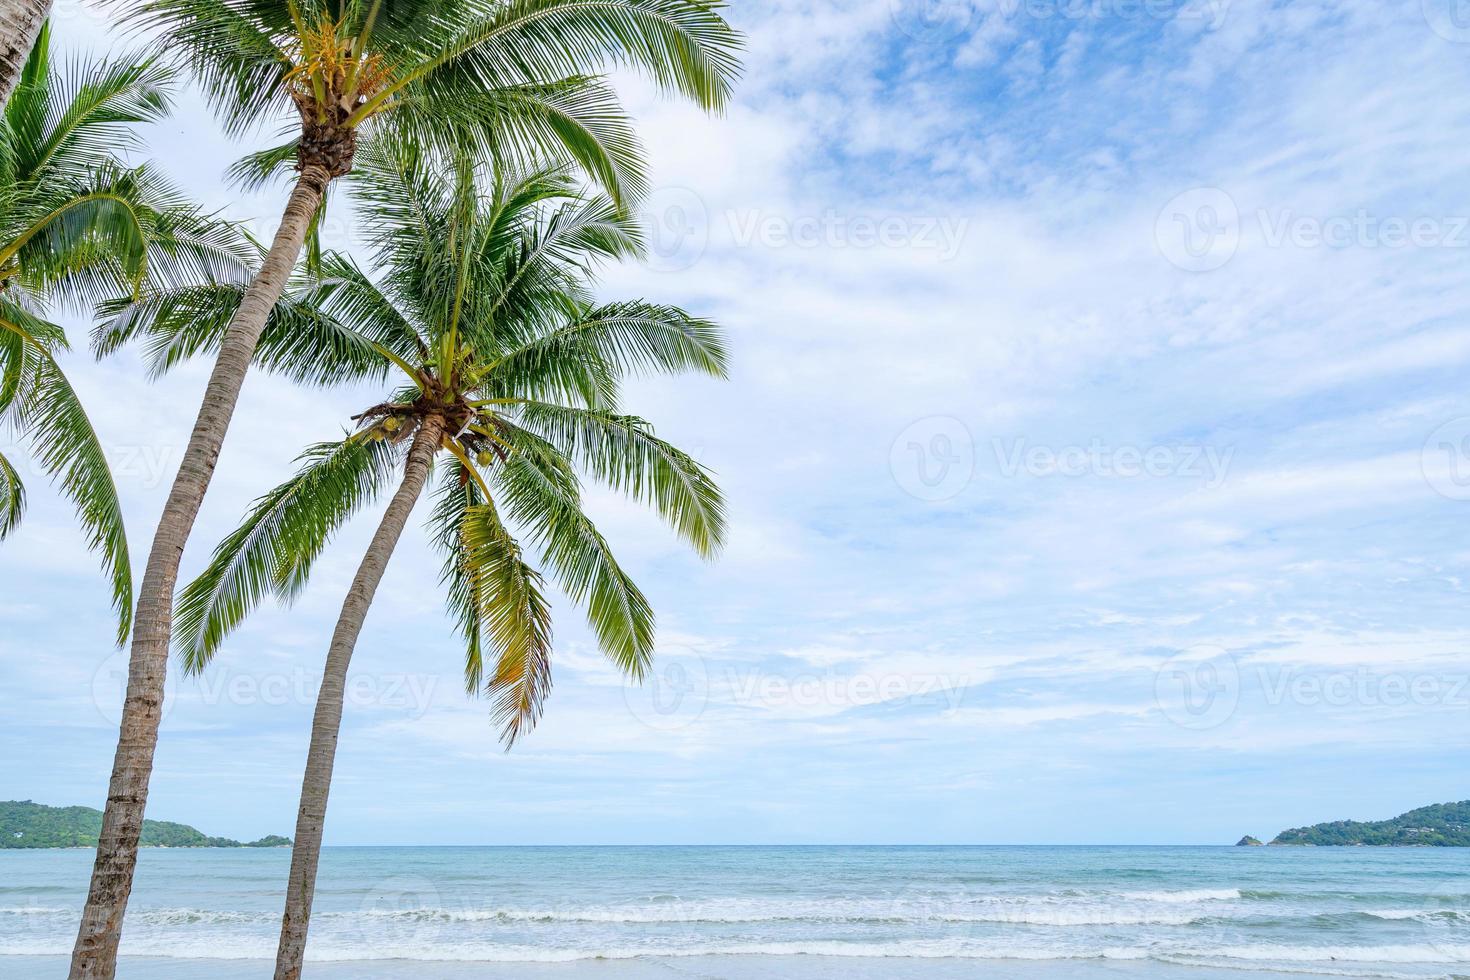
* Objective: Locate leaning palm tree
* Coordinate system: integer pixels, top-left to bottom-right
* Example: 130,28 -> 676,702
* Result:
0,23 -> 248,641
106,144 -> 726,979
72,1 -> 740,972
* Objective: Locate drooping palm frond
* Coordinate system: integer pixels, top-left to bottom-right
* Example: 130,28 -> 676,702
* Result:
0,451 -> 25,539
429,460 -> 489,693
458,494 -> 554,745
505,401 -> 725,558
490,425 -> 653,675
173,437 -> 401,672
0,302 -> 132,643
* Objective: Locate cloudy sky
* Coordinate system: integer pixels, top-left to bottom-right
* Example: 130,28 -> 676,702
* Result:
2,0 -> 1469,846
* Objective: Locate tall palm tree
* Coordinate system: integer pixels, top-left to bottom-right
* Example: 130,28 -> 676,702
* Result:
107,143 -> 726,979
72,1 -> 740,973
0,23 -> 248,640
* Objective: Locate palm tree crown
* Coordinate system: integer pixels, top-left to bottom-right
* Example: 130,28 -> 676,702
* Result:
114,140 -> 727,738
130,0 -> 742,206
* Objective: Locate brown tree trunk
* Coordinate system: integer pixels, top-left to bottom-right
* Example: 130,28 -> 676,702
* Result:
68,165 -> 334,980
274,415 -> 445,980
0,0 -> 47,107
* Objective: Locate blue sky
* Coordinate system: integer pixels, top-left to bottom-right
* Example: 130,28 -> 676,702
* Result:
2,0 -> 1469,845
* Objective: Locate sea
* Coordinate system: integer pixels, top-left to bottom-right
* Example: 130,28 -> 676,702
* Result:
0,845 -> 1466,979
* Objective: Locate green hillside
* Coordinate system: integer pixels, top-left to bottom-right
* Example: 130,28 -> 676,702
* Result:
0,800 -> 290,849
1270,801 -> 1470,846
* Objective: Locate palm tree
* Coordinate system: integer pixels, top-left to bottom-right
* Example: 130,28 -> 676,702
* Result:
72,1 -> 740,972
108,143 -> 726,979
0,23 -> 248,641
0,0 -> 48,106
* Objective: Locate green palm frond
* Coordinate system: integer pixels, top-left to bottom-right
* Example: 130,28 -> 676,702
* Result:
225,138 -> 300,191
6,37 -> 174,182
507,402 -> 725,558
429,460 -> 489,694
483,300 -> 726,405
174,437 -> 400,671
93,277 -> 387,386
121,0 -> 294,137
0,450 -> 25,539
491,427 -> 653,674
0,304 -> 132,643
399,0 -> 742,119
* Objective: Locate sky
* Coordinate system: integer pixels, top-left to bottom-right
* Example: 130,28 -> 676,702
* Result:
2,0 -> 1469,846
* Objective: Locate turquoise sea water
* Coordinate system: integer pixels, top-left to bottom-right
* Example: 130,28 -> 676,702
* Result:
0,846 -> 1467,978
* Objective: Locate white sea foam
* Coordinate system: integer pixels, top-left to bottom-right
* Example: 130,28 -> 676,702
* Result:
1118,888 -> 1242,903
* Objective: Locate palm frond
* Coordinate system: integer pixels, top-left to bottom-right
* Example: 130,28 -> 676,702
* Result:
458,494 -> 554,745
0,304 -> 132,643
492,427 -> 653,674
174,437 -> 400,671
94,277 -> 388,386
507,402 -> 725,557
0,450 -> 25,540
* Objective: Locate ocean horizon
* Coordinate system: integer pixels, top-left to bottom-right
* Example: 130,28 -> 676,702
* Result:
3,844 -> 1467,978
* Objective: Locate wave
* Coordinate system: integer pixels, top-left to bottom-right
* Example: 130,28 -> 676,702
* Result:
1119,888 -> 1242,903
347,901 -> 1207,927
3,937 -> 1467,969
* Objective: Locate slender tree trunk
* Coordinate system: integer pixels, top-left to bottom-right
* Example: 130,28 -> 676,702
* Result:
0,0 -> 47,107
68,165 -> 334,980
274,415 -> 445,980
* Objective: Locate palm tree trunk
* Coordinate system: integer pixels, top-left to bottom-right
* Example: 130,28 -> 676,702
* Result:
274,414 -> 445,980
0,0 -> 47,107
68,164 -> 335,980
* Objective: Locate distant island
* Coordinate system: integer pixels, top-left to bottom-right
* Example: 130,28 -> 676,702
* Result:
1,800 -> 290,849
1239,800 -> 1469,846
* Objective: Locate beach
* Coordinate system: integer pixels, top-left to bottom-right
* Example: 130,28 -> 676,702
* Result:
1,845 -> 1467,978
